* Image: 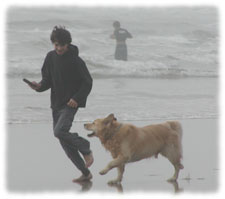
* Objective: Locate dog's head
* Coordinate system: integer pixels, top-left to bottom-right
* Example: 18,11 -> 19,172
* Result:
84,113 -> 117,140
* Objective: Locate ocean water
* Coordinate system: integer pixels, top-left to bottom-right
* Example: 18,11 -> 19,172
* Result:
6,7 -> 218,124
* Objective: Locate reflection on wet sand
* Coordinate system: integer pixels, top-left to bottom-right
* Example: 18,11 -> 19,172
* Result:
168,181 -> 183,193
106,180 -> 183,193
108,183 -> 123,193
73,180 -> 93,192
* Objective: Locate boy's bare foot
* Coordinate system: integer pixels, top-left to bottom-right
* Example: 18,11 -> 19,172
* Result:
83,152 -> 94,168
72,173 -> 93,182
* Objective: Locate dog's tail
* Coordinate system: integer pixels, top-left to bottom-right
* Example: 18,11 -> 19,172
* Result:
168,121 -> 183,161
167,121 -> 183,138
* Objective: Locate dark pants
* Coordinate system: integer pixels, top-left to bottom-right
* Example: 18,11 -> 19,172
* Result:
52,105 -> 91,176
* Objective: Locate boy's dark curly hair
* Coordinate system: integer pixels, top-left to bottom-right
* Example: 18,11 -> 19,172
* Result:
50,26 -> 72,45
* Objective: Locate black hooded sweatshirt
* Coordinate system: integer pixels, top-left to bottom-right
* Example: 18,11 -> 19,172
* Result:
36,44 -> 93,110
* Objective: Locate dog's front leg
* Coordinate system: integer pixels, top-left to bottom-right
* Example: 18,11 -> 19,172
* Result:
99,156 -> 127,175
108,164 -> 125,184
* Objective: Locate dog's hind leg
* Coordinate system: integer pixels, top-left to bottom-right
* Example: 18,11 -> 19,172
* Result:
108,164 -> 125,184
161,144 -> 183,182
167,162 -> 183,182
99,155 -> 128,176
166,151 -> 184,182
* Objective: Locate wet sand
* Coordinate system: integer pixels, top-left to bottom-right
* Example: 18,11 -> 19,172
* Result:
6,118 -> 218,193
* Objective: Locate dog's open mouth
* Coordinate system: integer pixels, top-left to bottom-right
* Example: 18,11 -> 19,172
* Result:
87,132 -> 96,137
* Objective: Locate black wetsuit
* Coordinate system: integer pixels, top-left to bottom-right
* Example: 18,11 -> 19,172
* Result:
114,28 -> 132,61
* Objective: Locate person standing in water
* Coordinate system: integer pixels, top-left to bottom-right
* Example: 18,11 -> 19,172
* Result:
110,21 -> 132,61
27,26 -> 94,182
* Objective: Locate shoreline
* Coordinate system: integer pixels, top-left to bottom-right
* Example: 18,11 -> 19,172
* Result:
7,77 -> 218,125
6,116 -> 219,124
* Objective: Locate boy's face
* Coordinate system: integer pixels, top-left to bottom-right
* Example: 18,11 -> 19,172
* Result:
53,42 -> 69,55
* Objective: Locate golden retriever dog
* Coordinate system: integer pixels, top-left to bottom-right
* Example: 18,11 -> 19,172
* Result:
84,114 -> 184,184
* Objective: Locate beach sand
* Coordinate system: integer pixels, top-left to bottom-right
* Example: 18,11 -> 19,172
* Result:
6,118 -> 218,193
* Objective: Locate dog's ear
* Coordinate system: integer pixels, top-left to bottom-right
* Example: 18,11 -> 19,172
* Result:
102,114 -> 117,141
104,113 -> 115,125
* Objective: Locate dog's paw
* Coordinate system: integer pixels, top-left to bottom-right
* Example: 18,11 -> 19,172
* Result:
99,169 -> 107,175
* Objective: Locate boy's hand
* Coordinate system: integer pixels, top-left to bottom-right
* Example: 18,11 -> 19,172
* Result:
29,81 -> 41,90
67,98 -> 78,108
